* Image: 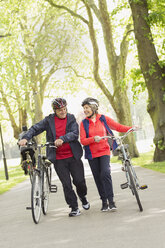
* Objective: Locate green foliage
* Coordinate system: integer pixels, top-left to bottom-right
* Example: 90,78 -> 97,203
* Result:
148,11 -> 165,26
148,63 -> 157,76
147,0 -> 165,27
163,94 -> 165,102
128,68 -> 146,101
157,139 -> 165,151
0,0 -> 92,131
158,60 -> 165,69
111,0 -> 130,16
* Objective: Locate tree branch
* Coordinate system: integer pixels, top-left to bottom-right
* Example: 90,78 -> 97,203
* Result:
45,0 -> 89,25
82,0 -> 117,111
84,0 -> 102,22
56,65 -> 93,80
0,33 -> 11,38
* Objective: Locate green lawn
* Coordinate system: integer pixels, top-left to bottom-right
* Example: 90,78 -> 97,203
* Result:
0,163 -> 27,195
111,150 -> 165,173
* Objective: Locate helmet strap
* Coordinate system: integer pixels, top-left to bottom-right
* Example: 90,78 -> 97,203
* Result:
88,111 -> 95,118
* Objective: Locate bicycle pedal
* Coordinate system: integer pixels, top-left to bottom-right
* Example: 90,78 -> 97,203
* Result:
120,182 -> 128,189
26,207 -> 32,210
50,184 -> 57,193
140,185 -> 148,190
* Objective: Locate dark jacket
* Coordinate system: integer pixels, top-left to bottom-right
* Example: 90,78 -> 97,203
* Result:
22,113 -> 83,164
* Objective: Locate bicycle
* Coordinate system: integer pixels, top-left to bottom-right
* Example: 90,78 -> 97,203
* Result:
97,128 -> 148,212
26,142 -> 57,224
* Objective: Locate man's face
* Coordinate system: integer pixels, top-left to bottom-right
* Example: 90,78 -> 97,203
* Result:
55,107 -> 67,119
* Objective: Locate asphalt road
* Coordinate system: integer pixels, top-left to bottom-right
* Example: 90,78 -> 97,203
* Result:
0,162 -> 165,248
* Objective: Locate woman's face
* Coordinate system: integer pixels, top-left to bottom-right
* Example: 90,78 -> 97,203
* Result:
83,104 -> 93,117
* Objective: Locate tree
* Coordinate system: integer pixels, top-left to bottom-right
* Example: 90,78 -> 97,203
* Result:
128,0 -> 165,161
0,0 -> 90,139
45,0 -> 139,157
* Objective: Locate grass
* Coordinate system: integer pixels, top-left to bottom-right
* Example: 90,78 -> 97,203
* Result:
111,150 -> 165,173
0,163 -> 27,195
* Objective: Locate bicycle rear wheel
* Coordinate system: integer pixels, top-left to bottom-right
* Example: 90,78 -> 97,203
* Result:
125,161 -> 143,212
31,171 -> 42,224
42,168 -> 50,215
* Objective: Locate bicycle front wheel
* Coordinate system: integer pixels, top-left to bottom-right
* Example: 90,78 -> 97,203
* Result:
42,168 -> 50,215
28,161 -> 34,184
31,171 -> 42,224
125,161 -> 143,212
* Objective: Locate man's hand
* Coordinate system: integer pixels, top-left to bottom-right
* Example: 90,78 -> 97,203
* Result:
94,136 -> 101,143
18,139 -> 28,146
54,139 -> 64,147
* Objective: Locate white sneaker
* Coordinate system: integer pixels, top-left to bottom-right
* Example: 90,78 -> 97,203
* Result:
69,208 -> 81,217
80,197 -> 90,210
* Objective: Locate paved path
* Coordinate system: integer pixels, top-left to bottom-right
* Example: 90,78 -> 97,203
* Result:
0,162 -> 165,248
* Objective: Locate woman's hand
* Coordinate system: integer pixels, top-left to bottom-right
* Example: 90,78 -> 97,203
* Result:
94,136 -> 101,143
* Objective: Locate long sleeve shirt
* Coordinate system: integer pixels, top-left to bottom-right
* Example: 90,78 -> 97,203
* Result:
80,114 -> 132,159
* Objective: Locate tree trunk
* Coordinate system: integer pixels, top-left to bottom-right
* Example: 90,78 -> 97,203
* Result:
86,0 -> 139,157
129,0 -> 165,161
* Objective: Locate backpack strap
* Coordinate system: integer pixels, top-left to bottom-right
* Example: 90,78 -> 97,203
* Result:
99,115 -> 118,151
82,119 -> 93,160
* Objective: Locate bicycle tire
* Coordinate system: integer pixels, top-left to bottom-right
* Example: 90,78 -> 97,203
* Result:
28,161 -> 34,184
125,161 -> 143,212
31,171 -> 42,224
42,168 -> 50,215
47,165 -> 52,190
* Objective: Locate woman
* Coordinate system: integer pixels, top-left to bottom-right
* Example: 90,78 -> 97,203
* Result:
80,97 -> 132,212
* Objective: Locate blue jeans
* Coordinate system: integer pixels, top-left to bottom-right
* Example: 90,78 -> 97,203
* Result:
88,155 -> 114,202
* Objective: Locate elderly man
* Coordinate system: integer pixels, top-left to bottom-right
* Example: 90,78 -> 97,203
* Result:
19,98 -> 90,217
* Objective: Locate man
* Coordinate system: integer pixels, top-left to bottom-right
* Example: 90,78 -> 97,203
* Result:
18,98 -> 90,217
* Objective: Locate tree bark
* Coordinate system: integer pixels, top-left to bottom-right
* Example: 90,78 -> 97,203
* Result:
129,0 -> 165,161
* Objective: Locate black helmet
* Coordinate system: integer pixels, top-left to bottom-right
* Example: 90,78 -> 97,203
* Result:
81,97 -> 99,108
52,98 -> 67,111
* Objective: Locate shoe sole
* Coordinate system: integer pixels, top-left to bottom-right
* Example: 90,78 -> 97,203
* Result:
69,213 -> 81,217
109,208 -> 117,212
101,208 -> 109,212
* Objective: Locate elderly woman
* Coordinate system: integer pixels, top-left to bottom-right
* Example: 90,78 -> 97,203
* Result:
80,97 -> 132,212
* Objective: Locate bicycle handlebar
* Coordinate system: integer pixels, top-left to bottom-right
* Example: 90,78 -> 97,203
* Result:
19,141 -> 57,149
96,127 -> 139,143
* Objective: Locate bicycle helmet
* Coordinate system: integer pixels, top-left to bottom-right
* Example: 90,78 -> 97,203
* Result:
81,97 -> 99,117
52,98 -> 67,111
82,97 -> 99,108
